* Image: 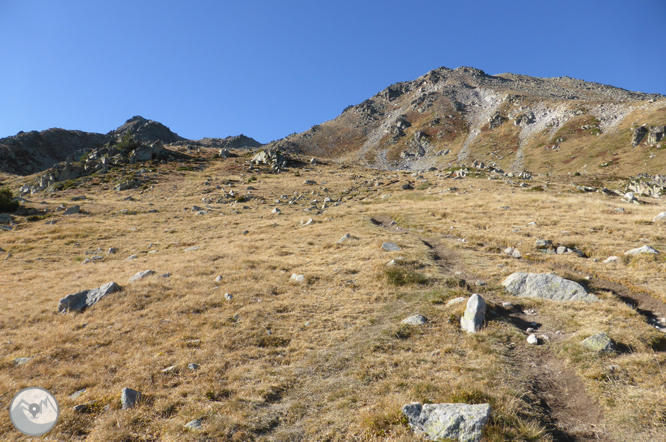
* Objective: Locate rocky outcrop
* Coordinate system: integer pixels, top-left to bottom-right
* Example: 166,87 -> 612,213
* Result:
198,135 -> 261,149
647,126 -> 665,145
110,116 -> 184,144
632,126 -> 648,146
251,148 -> 288,172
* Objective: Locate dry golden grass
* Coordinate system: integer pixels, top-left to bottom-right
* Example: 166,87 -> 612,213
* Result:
1,154 -> 665,441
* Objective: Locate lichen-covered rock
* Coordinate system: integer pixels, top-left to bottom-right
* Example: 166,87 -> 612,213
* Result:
581,332 -> 615,352
402,402 -> 491,442
502,272 -> 598,302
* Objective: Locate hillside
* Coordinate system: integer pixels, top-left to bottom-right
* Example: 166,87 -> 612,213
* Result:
269,66 -> 666,177
0,116 -> 261,176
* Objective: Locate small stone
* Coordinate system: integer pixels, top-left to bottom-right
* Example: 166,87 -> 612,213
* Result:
187,363 -> 199,370
272,207 -> 281,214
654,212 -> 666,222
13,357 -> 31,365
526,327 -> 534,333
338,233 -> 352,243
82,258 -> 92,265
129,270 -> 155,282
215,275 -> 223,282
121,388 -> 142,409
108,247 -> 117,254
382,242 -> 401,251
161,365 -> 178,374
290,273 -> 305,282
445,297 -> 467,308
401,314 -> 427,325
125,254 -> 138,261
185,419 -> 202,430
527,334 -> 539,345
475,281 -> 486,287
158,272 -> 171,278
603,256 -> 618,264
303,180 -> 317,185
224,293 -> 233,301
184,246 -> 200,252
70,388 -> 86,400
624,245 -> 660,255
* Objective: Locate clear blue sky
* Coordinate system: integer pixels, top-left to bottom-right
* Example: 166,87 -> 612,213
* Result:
1,1 -> 664,143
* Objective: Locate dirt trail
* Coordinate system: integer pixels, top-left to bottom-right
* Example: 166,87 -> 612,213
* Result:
370,215 -> 621,441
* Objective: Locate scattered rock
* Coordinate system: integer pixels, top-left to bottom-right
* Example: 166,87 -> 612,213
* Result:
401,183 -> 414,190
460,294 -> 486,333
108,247 -> 117,254
158,272 -> 171,278
581,332 -> 615,352
187,363 -> 199,370
402,402 -> 491,442
225,293 -> 233,301
624,245 -> 660,255
63,205 -> 80,215
382,242 -> 401,251
57,282 -> 122,313
125,254 -> 138,261
121,388 -> 142,410
502,272 -> 598,302
337,233 -> 351,243
184,246 -> 200,252
654,212 -> 666,222
129,270 -> 156,282
13,357 -> 32,365
401,314 -> 427,325
70,389 -> 86,400
303,180 -> 317,185
290,273 -> 305,282
215,275 -> 223,282
185,419 -> 202,430
272,207 -> 281,214
527,334 -> 539,345
446,297 -> 467,307
603,256 -> 619,264
301,218 -> 313,226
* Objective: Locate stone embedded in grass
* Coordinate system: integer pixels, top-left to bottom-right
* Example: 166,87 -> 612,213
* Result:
70,388 -> 86,400
187,363 -> 199,370
402,402 -> 491,442
121,388 -> 142,409
63,205 -> 80,215
224,293 -> 233,301
337,233 -> 351,243
382,242 -> 400,251
184,246 -> 200,252
215,275 -> 223,282
603,256 -> 618,264
401,314 -> 427,325
58,282 -> 122,313
12,357 -> 31,365
129,270 -> 155,282
502,272 -> 598,302
303,180 -> 317,185
185,419 -> 202,430
301,218 -> 313,226
460,294 -> 486,333
125,254 -> 138,261
272,207 -> 281,214
624,245 -> 659,255
527,334 -> 539,345
581,332 -> 615,352
290,273 -> 305,282
445,297 -> 467,307
654,212 -> 666,222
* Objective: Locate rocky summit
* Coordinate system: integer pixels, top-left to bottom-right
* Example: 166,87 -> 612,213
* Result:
2,67 -> 666,442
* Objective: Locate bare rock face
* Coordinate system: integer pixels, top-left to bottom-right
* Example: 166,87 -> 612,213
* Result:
632,126 -> 648,146
57,282 -> 122,313
502,272 -> 598,302
402,402 -> 491,442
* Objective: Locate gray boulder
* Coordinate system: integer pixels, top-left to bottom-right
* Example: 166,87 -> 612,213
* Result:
121,388 -> 142,409
581,332 -> 615,352
57,282 -> 122,313
402,314 -> 427,326
654,212 -> 666,222
402,402 -> 491,442
129,270 -> 156,282
502,272 -> 598,302
460,294 -> 486,333
632,126 -> 648,146
624,245 -> 660,255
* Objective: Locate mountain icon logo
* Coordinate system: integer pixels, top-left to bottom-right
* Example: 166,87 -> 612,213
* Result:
9,387 -> 59,436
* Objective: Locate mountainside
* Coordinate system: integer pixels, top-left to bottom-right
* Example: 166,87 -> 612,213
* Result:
0,116 -> 261,176
269,66 -> 666,176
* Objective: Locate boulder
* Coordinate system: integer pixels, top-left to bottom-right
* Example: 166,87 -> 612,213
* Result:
63,205 -> 80,215
502,272 -> 598,302
654,212 -> 666,222
401,314 -> 427,326
57,282 -> 122,313
129,270 -> 156,282
647,126 -> 665,145
402,402 -> 491,442
0,214 -> 11,224
121,388 -> 142,409
460,294 -> 486,333
624,245 -> 660,255
632,126 -> 648,146
581,332 -> 615,352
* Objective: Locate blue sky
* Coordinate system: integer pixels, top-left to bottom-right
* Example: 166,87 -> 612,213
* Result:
1,1 -> 664,143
